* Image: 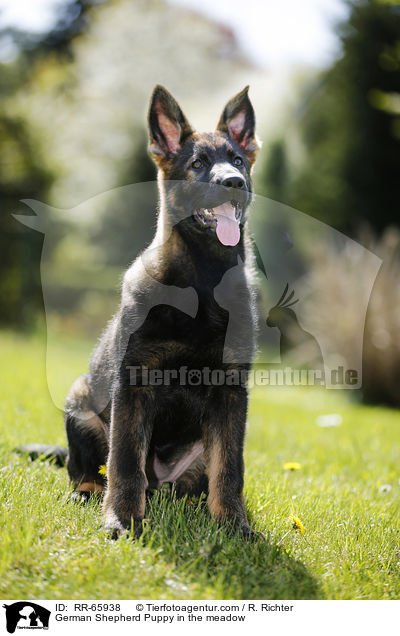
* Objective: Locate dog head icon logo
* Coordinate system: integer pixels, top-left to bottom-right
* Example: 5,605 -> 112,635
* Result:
3,602 -> 50,634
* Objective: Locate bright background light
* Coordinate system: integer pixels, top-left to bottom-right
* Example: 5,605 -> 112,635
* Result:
0,0 -> 349,68
171,0 -> 348,68
0,0 -> 66,33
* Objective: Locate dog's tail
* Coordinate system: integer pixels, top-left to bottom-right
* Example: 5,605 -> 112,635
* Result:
15,443 -> 68,467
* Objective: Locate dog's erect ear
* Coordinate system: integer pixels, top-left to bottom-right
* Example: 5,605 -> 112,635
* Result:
148,85 -> 194,159
216,86 -> 260,162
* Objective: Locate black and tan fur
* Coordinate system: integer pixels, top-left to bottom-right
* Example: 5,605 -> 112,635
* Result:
63,85 -> 260,538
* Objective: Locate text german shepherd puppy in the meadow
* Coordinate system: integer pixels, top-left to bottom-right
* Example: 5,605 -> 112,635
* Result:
64,85 -> 260,538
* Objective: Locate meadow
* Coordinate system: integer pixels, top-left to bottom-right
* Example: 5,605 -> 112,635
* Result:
1,331 -> 399,600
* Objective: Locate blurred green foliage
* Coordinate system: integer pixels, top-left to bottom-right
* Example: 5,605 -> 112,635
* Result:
257,0 -> 400,234
0,93 -> 53,327
92,130 -> 157,267
0,1 -> 98,327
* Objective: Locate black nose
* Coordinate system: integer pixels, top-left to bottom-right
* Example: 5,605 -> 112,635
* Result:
221,175 -> 245,189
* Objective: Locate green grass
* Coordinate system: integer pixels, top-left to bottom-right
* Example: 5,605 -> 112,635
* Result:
1,330 -> 399,599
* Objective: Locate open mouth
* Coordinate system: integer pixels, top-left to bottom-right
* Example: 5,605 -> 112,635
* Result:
194,201 -> 243,246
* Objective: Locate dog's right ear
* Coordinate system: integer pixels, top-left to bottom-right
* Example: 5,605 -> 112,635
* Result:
148,86 -> 194,160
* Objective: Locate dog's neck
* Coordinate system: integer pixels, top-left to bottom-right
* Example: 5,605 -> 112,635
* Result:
152,172 -> 170,245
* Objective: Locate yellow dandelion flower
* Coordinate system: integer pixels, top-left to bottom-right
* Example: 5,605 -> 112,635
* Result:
283,462 -> 302,471
98,464 -> 107,476
289,514 -> 305,534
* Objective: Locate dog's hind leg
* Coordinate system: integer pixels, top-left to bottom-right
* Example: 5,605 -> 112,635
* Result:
65,374 -> 108,499
174,454 -> 208,498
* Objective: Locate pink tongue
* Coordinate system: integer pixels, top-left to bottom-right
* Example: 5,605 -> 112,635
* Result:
214,202 -> 240,246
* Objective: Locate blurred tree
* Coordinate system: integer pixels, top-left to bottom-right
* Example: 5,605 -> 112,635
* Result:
0,114 -> 53,327
0,1 -> 100,327
260,139 -> 289,203
92,129 -> 157,267
282,0 -> 400,233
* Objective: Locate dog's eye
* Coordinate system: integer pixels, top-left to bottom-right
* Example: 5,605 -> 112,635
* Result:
192,159 -> 203,169
233,156 -> 243,167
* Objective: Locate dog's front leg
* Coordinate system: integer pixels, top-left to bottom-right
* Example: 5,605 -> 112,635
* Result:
102,386 -> 153,538
203,386 -> 252,536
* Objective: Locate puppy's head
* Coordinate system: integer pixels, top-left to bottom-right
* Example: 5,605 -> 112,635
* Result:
148,85 -> 260,247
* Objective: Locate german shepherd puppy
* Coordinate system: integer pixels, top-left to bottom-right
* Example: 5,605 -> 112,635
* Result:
64,85 -> 260,538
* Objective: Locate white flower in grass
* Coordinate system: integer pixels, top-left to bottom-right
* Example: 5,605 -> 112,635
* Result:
316,414 -> 342,427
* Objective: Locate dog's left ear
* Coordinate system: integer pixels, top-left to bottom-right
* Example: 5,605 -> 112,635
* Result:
216,86 -> 260,163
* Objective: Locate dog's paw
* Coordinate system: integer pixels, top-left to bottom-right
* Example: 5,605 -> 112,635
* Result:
241,525 -> 266,541
70,490 -> 92,504
102,513 -> 127,539
71,490 -> 103,505
103,513 -> 143,540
